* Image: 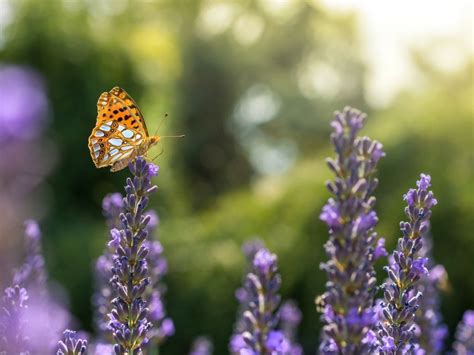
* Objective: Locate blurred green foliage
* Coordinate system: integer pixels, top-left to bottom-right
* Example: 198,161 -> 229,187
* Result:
0,0 -> 472,353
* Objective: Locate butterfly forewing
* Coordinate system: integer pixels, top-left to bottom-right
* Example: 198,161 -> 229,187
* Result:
88,87 -> 149,170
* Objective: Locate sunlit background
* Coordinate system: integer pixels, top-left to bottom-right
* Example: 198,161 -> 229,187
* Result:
0,0 -> 472,353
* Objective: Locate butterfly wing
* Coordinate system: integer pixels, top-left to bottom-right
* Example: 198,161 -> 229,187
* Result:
88,88 -> 147,169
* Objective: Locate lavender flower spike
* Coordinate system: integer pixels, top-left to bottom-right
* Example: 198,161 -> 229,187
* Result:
189,336 -> 214,355
0,286 -> 29,354
318,107 -> 386,354
231,247 -> 287,354
57,330 -> 88,355
453,310 -> 474,354
414,235 -> 448,354
107,156 -> 159,354
377,174 -> 438,353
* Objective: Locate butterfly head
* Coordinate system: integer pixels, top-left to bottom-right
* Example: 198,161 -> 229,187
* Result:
148,135 -> 161,147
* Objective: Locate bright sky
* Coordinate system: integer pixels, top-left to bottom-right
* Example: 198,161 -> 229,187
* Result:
320,0 -> 473,106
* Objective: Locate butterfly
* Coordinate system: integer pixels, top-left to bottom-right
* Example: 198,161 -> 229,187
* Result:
88,87 -> 161,172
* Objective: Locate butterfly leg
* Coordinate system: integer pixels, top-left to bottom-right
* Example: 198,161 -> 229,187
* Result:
150,148 -> 165,162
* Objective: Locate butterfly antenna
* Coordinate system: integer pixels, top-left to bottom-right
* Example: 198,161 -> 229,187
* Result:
160,134 -> 185,139
154,112 -> 169,136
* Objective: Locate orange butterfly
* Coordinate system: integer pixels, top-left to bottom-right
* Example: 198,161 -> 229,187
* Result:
88,87 -> 162,172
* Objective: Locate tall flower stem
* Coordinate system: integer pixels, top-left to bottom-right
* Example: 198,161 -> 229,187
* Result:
108,157 -> 159,354
377,174 -> 438,353
318,107 -> 386,354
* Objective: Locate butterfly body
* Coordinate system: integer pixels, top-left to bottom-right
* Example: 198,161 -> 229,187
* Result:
88,87 -> 159,172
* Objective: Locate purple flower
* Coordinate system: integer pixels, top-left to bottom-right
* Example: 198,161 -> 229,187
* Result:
189,336 -> 214,355
12,220 -> 47,289
1,221 -> 71,354
253,248 -> 277,274
413,236 -> 448,354
102,193 -> 124,229
453,310 -> 474,354
0,65 -> 48,141
229,334 -> 246,353
279,300 -> 303,353
346,308 -> 375,328
381,336 -> 396,352
377,174 -> 438,353
107,157 -> 159,353
280,300 -> 302,327
230,244 -> 283,354
242,239 -> 265,261
148,163 -> 160,177
319,201 -> 341,229
93,158 -> 172,349
412,258 -> 429,277
57,330 -> 88,355
0,286 -> 29,353
318,107 -> 385,354
266,330 -> 290,353
374,238 -> 388,259
91,343 -> 114,355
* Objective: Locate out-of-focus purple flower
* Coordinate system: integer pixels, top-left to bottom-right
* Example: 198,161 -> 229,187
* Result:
381,336 -> 396,352
0,286 -> 29,353
414,235 -> 448,355
279,300 -> 303,354
318,107 -> 385,354
230,245 -> 283,354
0,65 -> 48,141
242,239 -> 265,262
57,329 -> 88,355
91,342 -> 114,355
453,310 -> 474,354
377,174 -> 438,353
107,157 -> 159,353
374,238 -> 388,260
229,334 -> 246,353
189,336 -> 214,355
102,193 -> 124,229
280,300 -> 302,327
2,221 -> 71,354
12,220 -> 46,290
266,330 -> 290,353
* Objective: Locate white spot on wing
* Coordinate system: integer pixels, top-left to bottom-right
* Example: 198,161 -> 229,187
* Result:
102,154 -> 109,161
91,138 -> 98,144
121,145 -> 133,150
122,130 -> 134,138
118,125 -> 125,131
94,150 -> 99,158
94,131 -> 104,137
110,148 -> 119,156
111,153 -> 122,162
106,121 -> 113,126
109,138 -> 123,146
93,144 -> 100,151
136,134 -> 141,139
100,125 -> 111,131
122,150 -> 133,158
